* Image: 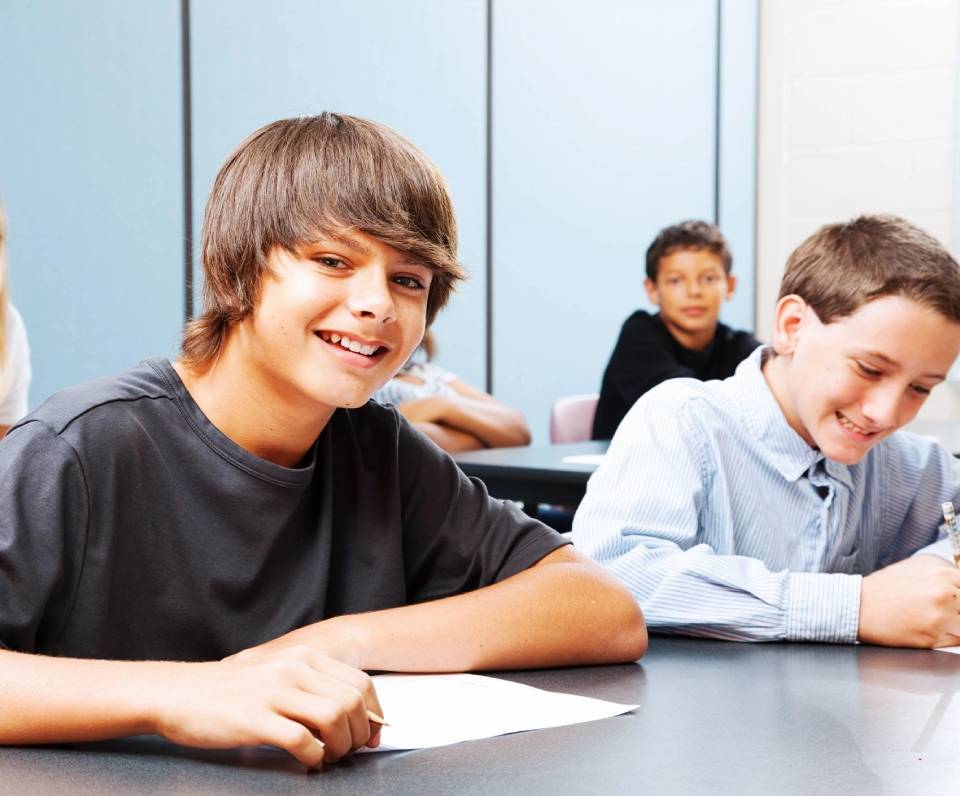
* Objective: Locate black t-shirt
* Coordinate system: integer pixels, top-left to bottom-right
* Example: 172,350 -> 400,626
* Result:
592,310 -> 760,440
0,359 -> 566,661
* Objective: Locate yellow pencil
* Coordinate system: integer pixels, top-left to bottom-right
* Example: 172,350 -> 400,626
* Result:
367,710 -> 390,726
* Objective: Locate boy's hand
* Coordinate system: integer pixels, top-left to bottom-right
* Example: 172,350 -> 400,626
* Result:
149,644 -> 382,767
858,555 -> 960,648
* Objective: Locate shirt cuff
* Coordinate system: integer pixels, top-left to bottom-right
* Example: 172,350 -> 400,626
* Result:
784,572 -> 862,643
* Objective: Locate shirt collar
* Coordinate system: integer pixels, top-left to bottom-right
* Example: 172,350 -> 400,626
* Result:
731,346 -> 844,483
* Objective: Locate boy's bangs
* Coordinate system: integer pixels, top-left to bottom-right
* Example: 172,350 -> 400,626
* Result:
270,126 -> 460,280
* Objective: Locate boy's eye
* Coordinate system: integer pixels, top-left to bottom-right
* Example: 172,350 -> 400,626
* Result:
911,384 -> 932,397
393,274 -> 426,290
702,274 -> 719,284
315,256 -> 347,270
855,361 -> 882,378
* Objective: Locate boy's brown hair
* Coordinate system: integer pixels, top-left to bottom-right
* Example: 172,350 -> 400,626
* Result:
779,215 -> 960,324
181,113 -> 465,368
645,220 -> 732,281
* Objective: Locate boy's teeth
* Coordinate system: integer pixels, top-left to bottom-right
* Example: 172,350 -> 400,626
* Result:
838,414 -> 869,434
320,331 -> 378,357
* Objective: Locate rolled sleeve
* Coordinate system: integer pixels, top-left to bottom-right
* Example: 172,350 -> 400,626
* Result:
785,572 -> 862,643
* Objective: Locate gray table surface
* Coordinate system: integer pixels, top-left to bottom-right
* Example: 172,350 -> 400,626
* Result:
453,441 -> 609,506
4,637 -> 958,795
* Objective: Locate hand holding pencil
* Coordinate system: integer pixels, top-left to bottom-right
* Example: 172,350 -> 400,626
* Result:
940,501 -> 960,567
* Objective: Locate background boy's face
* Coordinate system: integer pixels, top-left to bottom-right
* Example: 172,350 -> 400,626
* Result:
767,294 -> 960,465
241,229 -> 432,414
645,248 -> 735,345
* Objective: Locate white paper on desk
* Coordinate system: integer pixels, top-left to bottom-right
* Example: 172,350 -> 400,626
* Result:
359,673 -> 637,752
936,646 -> 960,654
561,454 -> 606,466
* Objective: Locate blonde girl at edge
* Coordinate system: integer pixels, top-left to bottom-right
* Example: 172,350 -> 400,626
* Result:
0,203 -> 32,438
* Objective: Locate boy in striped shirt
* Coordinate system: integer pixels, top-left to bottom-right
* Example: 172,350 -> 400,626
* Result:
574,215 -> 960,647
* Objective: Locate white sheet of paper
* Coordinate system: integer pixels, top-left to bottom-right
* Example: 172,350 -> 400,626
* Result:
360,673 -> 637,752
561,454 -> 606,466
936,646 -> 960,655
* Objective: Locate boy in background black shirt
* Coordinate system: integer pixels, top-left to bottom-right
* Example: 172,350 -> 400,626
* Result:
592,220 -> 759,439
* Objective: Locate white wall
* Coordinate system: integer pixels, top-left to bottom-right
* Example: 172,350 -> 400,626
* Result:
756,0 -> 960,342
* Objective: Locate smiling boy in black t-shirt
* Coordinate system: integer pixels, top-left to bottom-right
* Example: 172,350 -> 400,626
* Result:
0,114 -> 646,768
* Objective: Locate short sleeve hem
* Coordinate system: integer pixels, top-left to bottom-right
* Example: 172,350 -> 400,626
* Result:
494,526 -> 570,582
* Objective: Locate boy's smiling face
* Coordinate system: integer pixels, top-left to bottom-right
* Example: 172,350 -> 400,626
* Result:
243,228 -> 432,414
645,248 -> 736,350
764,294 -> 960,465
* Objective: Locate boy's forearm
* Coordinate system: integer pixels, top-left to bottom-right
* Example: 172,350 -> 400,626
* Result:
291,548 -> 647,672
0,650 -> 163,744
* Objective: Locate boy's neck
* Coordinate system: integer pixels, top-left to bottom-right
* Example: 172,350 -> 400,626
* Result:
660,315 -> 716,352
760,352 -> 816,449
173,338 -> 335,469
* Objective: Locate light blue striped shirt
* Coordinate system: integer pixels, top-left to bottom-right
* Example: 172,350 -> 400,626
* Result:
572,347 -> 960,643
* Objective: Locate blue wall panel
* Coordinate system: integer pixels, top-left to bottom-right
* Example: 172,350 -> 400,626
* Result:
719,0 -> 759,335
0,0 -> 184,406
492,0 -> 719,442
190,0 -> 488,387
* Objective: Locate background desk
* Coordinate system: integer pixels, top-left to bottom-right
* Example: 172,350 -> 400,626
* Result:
453,441 -> 608,508
5,638 -> 957,795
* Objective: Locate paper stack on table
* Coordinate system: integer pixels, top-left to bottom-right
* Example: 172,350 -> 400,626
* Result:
937,646 -> 960,655
561,454 -> 606,466
359,673 -> 637,752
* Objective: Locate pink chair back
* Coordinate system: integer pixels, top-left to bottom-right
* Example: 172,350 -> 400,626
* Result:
550,393 -> 599,444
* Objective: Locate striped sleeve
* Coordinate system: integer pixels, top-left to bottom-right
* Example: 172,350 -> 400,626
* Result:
573,393 -> 861,643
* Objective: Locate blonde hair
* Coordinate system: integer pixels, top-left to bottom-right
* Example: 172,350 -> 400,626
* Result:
0,202 -> 8,374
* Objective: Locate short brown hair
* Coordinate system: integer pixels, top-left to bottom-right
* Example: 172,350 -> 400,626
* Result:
779,215 -> 960,324
645,220 -> 732,281
181,113 -> 465,368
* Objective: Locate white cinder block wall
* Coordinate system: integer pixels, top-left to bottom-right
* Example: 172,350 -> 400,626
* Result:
755,0 -> 960,417
756,0 -> 960,336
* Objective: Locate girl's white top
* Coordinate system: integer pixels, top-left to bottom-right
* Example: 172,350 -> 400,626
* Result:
0,303 -> 31,425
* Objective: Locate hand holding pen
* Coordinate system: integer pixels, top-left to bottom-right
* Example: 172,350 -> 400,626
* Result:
940,502 -> 960,568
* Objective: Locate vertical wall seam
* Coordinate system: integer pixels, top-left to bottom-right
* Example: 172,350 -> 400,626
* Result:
714,0 -> 722,226
180,0 -> 194,321
485,0 -> 494,393
752,0 -> 762,334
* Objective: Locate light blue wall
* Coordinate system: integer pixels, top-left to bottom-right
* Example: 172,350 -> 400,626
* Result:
190,0 -> 488,387
0,1 -> 760,437
719,0 -> 759,334
0,0 -> 184,406
492,0 -> 721,441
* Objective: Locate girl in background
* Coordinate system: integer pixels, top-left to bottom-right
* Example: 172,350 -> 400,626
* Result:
0,203 -> 32,438
375,331 -> 530,452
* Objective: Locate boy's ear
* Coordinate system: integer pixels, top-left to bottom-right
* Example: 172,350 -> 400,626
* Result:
771,294 -> 809,356
644,277 -> 660,307
724,273 -> 737,300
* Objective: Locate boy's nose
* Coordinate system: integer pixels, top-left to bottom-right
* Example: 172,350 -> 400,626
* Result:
348,270 -> 397,323
861,385 -> 905,429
